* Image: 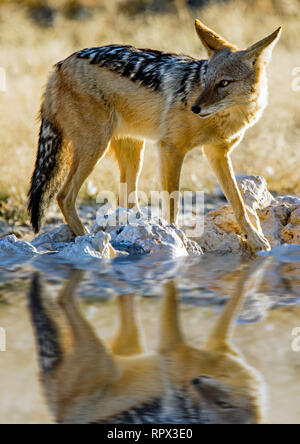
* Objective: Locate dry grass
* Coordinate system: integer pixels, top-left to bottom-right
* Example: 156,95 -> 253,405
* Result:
0,0 -> 300,221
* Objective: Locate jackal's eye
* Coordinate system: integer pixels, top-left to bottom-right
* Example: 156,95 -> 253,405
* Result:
218,80 -> 231,88
217,401 -> 234,410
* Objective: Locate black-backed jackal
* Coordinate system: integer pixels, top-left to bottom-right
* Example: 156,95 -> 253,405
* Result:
28,261 -> 267,424
28,20 -> 281,253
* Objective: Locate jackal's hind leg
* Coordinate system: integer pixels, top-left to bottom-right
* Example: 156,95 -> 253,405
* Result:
110,138 -> 145,210
159,143 -> 185,224
57,128 -> 112,237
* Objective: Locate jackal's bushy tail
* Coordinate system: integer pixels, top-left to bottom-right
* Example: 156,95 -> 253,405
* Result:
28,116 -> 63,233
28,273 -> 62,374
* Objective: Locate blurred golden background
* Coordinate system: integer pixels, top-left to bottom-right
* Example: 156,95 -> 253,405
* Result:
0,0 -> 299,222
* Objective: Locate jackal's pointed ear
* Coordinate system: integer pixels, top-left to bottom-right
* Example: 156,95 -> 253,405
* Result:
195,20 -> 237,57
244,27 -> 282,65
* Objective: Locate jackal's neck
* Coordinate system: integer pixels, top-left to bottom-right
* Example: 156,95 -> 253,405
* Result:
206,85 -> 268,147
243,75 -> 268,128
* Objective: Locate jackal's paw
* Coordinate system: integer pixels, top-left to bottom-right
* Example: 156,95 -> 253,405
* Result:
245,231 -> 271,254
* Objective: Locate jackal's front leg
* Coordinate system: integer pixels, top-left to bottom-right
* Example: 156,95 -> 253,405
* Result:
204,144 -> 270,253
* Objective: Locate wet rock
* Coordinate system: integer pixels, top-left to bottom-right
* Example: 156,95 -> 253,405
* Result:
32,224 -> 75,252
93,207 -> 203,258
31,224 -> 115,259
57,231 -> 114,260
0,207 -> 201,261
200,175 -> 300,253
0,226 -> 115,262
0,235 -> 37,257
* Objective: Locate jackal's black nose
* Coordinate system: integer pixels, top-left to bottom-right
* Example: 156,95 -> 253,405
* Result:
191,105 -> 202,115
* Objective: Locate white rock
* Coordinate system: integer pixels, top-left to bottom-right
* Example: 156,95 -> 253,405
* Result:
57,231 -> 113,259
93,208 -> 203,258
0,235 -> 37,257
237,175 -> 276,210
0,227 -> 115,261
28,224 -> 116,259
32,224 -> 74,251
215,175 -> 275,209
0,212 -> 201,260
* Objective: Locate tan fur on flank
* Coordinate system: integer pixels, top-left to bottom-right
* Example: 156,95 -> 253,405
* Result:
28,20 -> 281,253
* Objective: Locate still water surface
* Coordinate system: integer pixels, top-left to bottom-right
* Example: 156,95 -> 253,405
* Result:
0,249 -> 299,424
